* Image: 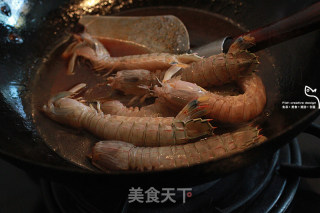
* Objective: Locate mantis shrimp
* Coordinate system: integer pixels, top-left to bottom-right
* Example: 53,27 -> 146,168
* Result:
104,72 -> 266,123
42,84 -> 214,147
62,32 -> 202,75
156,73 -> 267,123
175,35 -> 259,88
90,125 -> 267,171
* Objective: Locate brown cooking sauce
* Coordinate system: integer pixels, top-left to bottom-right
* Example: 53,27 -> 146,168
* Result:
31,7 -> 278,170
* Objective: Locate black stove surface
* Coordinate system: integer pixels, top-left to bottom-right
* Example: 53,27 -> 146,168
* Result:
0,118 -> 319,213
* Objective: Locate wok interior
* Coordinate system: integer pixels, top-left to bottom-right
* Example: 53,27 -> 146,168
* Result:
0,0 -> 319,182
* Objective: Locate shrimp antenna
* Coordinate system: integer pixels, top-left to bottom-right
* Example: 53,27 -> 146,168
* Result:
155,76 -> 163,86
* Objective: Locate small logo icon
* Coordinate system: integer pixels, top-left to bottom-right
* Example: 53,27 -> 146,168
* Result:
305,86 -> 320,109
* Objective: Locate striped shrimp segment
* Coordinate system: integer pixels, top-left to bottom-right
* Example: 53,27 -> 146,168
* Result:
62,32 -> 201,75
100,99 -> 176,117
201,73 -> 267,123
91,126 -> 267,171
42,85 -> 214,147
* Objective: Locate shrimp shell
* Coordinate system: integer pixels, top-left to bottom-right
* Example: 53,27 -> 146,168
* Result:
100,99 -> 176,117
200,73 -> 266,123
178,36 -> 259,88
42,89 -> 213,147
91,126 -> 267,171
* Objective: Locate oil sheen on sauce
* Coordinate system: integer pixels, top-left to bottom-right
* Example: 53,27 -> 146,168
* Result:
31,7 -> 277,170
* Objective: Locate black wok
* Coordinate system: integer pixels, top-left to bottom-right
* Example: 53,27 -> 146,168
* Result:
0,0 -> 319,188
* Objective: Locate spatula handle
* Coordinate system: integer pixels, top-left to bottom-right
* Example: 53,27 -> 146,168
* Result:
225,2 -> 320,53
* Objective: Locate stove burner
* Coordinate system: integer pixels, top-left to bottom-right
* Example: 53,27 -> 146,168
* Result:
41,140 -> 301,213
